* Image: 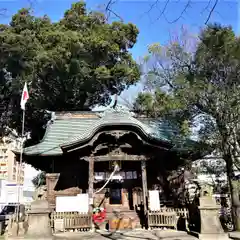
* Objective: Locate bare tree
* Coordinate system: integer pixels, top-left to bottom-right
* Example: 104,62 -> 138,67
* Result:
105,0 -> 219,25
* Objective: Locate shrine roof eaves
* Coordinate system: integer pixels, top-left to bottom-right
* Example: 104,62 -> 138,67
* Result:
59,110 -> 171,149
19,108 -> 199,157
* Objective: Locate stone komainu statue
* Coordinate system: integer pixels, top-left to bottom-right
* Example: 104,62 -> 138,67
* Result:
34,185 -> 47,200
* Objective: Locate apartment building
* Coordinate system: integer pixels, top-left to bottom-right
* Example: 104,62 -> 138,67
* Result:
0,136 -> 24,184
0,135 -> 26,208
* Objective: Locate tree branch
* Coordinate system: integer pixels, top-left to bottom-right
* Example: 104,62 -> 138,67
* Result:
163,0 -> 191,24
105,0 -> 123,22
104,0 -> 220,25
205,0 -> 219,24
145,0 -> 160,15
143,0 -> 219,25
0,8 -> 7,16
201,0 -> 212,15
155,0 -> 170,21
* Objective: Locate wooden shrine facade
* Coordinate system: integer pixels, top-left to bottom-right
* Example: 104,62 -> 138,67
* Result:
45,127 -> 168,213
16,106 -> 202,228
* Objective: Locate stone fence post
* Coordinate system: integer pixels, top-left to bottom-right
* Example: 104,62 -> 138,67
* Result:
26,200 -> 53,239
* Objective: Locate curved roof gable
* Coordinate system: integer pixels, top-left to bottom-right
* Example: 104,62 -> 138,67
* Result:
20,107 -> 198,156
60,107 -> 170,149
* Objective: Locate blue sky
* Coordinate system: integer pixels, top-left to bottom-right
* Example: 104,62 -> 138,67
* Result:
108,0 -> 238,59
0,1 -> 237,179
0,0 -> 238,59
0,0 -> 238,104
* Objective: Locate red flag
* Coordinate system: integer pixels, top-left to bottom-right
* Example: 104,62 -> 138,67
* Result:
20,82 -> 29,110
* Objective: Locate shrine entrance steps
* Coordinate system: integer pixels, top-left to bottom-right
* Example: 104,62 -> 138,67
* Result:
106,208 -> 141,230
93,206 -> 141,231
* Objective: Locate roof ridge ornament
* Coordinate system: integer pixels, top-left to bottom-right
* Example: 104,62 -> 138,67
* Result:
63,113 -> 72,119
97,104 -> 135,118
112,94 -> 118,109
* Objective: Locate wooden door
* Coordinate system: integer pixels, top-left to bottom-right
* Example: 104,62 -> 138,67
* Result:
109,182 -> 122,205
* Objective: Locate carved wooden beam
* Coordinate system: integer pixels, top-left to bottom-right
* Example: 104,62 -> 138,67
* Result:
92,143 -> 133,155
93,144 -> 109,153
83,154 -> 147,162
105,130 -> 131,139
65,130 -> 149,153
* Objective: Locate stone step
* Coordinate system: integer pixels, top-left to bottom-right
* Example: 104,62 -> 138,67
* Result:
105,210 -> 141,230
105,206 -> 133,212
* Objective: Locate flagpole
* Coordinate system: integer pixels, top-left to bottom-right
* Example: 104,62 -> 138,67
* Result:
15,82 -> 29,229
16,108 -> 25,224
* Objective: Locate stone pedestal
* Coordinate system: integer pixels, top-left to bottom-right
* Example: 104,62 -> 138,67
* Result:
7,221 -> 28,238
46,173 -> 60,209
154,230 -> 194,239
26,200 -> 53,239
199,195 -> 230,240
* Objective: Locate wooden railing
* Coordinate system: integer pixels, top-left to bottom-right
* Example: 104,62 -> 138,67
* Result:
148,208 -> 189,230
6,208 -> 189,233
50,212 -> 91,232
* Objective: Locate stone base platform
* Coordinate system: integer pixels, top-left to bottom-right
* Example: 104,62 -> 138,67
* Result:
53,229 -> 197,240
153,230 -> 197,239
7,230 -> 236,240
5,235 -> 54,240
229,232 -> 240,240
199,233 -> 230,240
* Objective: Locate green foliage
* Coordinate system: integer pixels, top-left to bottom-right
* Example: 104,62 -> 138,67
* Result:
136,24 -> 240,229
193,158 -> 227,191
232,180 -> 240,192
0,2 -> 140,142
136,24 -> 240,151
32,171 -> 46,188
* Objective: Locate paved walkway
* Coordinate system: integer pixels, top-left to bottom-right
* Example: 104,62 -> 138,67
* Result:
6,229 -> 240,239
54,229 -> 197,240
229,232 -> 240,239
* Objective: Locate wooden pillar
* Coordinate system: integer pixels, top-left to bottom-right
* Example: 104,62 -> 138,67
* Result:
141,160 -> 148,228
88,154 -> 94,213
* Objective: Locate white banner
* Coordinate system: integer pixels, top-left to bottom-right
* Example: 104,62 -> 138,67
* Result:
56,194 -> 89,213
149,190 -> 160,211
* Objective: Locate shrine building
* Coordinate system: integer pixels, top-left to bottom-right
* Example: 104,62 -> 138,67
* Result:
16,105 -> 204,229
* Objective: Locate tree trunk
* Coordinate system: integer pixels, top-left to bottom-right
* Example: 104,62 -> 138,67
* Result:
217,121 -> 240,231
224,153 -> 240,231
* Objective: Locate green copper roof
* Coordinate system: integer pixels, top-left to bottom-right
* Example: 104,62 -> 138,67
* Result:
22,107 -> 196,156
23,117 -> 99,155
60,108 -> 171,149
